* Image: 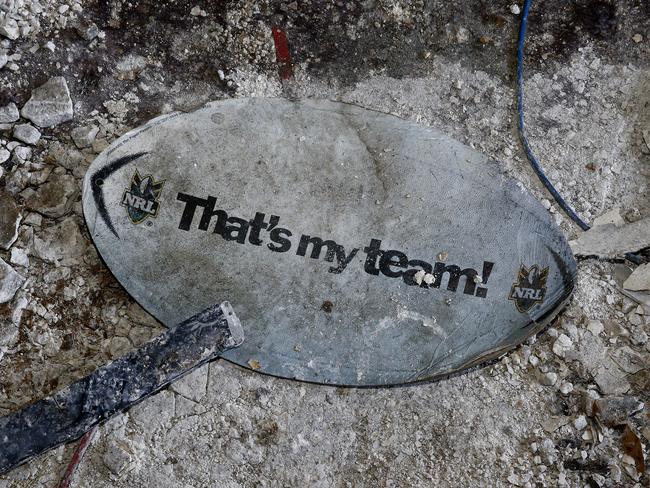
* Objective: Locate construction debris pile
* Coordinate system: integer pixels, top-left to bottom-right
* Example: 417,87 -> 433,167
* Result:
0,1 -> 648,487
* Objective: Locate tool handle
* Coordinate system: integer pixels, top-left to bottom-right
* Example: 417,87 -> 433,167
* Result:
0,301 -> 243,474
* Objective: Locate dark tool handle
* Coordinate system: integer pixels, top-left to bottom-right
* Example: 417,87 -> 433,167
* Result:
0,301 -> 243,475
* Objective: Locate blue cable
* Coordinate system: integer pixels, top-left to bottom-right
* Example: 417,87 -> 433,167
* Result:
516,0 -> 591,231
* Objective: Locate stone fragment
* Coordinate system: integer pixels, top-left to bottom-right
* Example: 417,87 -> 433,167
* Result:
23,172 -> 78,217
0,148 -> 9,164
539,371 -> 557,386
592,208 -> 625,227
12,145 -> 31,164
559,381 -> 573,395
70,125 -> 99,148
33,218 -> 86,265
623,263 -> 650,292
9,247 -> 28,267
610,346 -> 647,374
573,415 -> 587,430
21,77 -> 74,128
13,123 -> 41,145
75,21 -> 100,41
0,52 -> 7,69
0,258 -> 24,303
0,189 -> 21,249
0,18 -> 19,40
569,218 -> 650,259
586,320 -> 604,336
0,103 -> 19,124
115,54 -> 146,80
594,366 -> 630,395
552,334 -> 573,358
593,396 -> 645,427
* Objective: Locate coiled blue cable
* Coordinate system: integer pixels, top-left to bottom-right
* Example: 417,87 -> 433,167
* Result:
516,0 -> 591,231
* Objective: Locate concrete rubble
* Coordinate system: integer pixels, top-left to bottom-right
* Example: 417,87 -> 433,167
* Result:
0,258 -> 24,304
0,1 -> 648,487
569,217 -> 650,259
20,77 -> 74,128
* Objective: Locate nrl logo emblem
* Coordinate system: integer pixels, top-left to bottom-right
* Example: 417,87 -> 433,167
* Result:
508,264 -> 549,313
121,170 -> 165,225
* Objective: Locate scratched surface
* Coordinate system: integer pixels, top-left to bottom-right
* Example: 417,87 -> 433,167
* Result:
82,98 -> 576,386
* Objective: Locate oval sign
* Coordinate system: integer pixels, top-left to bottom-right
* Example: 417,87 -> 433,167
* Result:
82,98 -> 576,386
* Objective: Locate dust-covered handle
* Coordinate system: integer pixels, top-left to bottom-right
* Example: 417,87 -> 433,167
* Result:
0,301 -> 243,475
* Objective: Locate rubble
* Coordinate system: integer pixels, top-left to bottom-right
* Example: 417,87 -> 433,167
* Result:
0,258 -> 24,304
0,103 -> 19,124
22,172 -> 78,217
0,1 -> 647,486
0,18 -> 19,41
32,218 -> 86,265
593,396 -> 645,427
12,123 -> 41,145
70,125 -> 99,148
623,263 -> 650,292
569,218 -> 650,259
20,77 -> 74,128
0,190 -> 20,250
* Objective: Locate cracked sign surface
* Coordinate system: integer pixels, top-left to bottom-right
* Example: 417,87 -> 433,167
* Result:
82,98 -> 576,386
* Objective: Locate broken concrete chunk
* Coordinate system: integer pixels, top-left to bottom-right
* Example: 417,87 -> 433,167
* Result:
610,346 -> 647,374
11,146 -> 32,164
12,124 -> 41,145
0,103 -> 19,124
623,263 -> 650,292
33,218 -> 86,265
552,334 -> 573,358
594,365 -> 630,396
593,396 -> 645,427
569,218 -> 650,259
592,207 -> 625,227
0,258 -> 25,304
23,172 -> 78,217
0,18 -> 19,41
115,54 -> 147,80
70,125 -> 99,148
0,189 -> 21,250
9,247 -> 28,268
75,20 -> 100,41
21,77 -> 74,128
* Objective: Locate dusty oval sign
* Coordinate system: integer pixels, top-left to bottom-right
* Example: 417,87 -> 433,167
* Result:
82,98 -> 576,386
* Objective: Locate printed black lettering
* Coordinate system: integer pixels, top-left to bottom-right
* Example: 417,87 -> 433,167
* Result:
329,247 -> 359,274
248,212 -> 268,246
297,235 -> 338,262
379,250 -> 408,278
433,263 -> 478,295
177,192 -> 208,231
267,228 -> 292,252
222,217 -> 250,244
175,192 -> 494,299
402,259 -> 433,287
363,239 -> 383,276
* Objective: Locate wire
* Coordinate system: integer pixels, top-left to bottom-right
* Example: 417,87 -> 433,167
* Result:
516,0 -> 591,231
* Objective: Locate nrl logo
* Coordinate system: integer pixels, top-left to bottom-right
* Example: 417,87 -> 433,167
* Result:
121,170 -> 165,224
508,264 -> 549,313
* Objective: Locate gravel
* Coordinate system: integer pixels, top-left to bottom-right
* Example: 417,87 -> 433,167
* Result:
0,1 -> 648,487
